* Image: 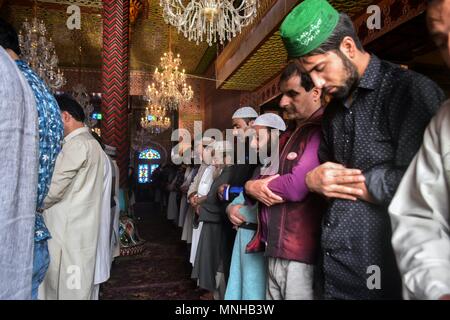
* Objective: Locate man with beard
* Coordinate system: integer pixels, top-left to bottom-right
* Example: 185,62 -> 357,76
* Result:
279,0 -> 445,299
389,0 -> 450,300
243,63 -> 326,300
216,106 -> 259,202
225,113 -> 287,300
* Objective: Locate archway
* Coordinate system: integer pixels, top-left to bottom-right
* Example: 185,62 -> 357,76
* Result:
133,142 -> 167,202
137,147 -> 163,184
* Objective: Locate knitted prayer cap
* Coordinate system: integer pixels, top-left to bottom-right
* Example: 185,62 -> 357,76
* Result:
253,113 -> 287,131
231,106 -> 258,119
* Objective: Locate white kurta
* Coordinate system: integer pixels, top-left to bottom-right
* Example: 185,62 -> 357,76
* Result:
110,159 -> 121,260
92,151 -> 113,294
39,127 -> 104,300
389,101 -> 450,300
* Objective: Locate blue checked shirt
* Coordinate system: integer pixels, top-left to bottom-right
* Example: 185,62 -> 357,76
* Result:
16,60 -> 64,242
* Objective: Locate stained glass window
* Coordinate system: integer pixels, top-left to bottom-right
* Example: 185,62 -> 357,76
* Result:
150,164 -> 159,174
138,164 -> 149,184
139,148 -> 161,160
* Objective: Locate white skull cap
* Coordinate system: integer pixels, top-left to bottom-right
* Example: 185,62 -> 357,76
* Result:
253,113 -> 287,131
231,106 -> 258,119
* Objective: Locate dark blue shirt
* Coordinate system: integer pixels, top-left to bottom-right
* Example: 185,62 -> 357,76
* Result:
318,55 -> 445,299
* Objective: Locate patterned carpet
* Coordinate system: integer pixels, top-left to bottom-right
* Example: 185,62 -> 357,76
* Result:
100,202 -> 203,300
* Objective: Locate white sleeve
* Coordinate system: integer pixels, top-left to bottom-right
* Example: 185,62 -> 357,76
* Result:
389,106 -> 450,300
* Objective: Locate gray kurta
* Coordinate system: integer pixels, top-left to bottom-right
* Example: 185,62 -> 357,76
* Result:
0,48 -> 39,299
390,101 -> 450,300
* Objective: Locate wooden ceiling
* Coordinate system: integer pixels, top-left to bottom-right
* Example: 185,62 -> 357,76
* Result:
2,0 -> 446,94
0,0 -> 216,74
218,0 -> 376,91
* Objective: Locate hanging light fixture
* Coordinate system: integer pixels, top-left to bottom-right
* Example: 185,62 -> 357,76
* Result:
72,83 -> 97,128
71,42 -> 97,129
146,28 -> 194,111
147,102 -> 167,118
160,0 -> 259,46
140,104 -> 172,135
18,0 -> 66,91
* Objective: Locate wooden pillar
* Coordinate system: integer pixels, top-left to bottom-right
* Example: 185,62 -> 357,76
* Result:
101,0 -> 130,187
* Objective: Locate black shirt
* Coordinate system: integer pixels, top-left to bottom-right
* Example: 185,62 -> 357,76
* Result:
319,55 -> 446,299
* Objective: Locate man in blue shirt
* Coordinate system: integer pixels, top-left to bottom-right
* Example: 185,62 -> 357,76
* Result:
0,18 -> 64,299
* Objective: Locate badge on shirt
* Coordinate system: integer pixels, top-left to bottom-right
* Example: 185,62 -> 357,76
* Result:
287,152 -> 298,160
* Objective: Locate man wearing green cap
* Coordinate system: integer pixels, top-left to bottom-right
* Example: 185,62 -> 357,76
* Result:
280,0 -> 446,299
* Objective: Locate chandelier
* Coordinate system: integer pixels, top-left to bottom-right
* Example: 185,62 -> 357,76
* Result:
71,83 -> 97,128
160,0 -> 259,46
147,102 -> 167,118
146,50 -> 194,111
140,105 -> 172,135
18,3 -> 66,91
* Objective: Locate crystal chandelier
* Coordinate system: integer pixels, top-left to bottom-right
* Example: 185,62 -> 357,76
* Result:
160,0 -> 259,46
18,3 -> 66,91
146,50 -> 194,111
140,105 -> 172,135
71,83 -> 97,128
147,102 -> 167,118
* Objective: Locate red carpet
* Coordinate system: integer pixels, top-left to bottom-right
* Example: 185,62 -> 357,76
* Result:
100,202 -> 203,300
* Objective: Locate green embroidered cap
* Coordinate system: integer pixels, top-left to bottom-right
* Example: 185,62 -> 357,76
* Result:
280,0 -> 340,58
